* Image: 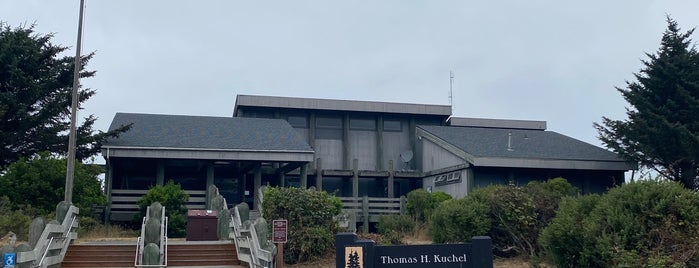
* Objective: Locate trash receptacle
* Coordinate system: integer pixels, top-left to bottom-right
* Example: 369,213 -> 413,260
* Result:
186,209 -> 218,241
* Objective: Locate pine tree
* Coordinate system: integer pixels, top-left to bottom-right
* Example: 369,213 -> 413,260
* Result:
347,250 -> 361,268
0,23 -> 130,168
595,17 -> 699,188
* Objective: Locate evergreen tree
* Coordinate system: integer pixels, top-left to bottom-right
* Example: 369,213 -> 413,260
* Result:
595,17 -> 699,189
347,250 -> 361,268
0,152 -> 106,215
0,23 -> 129,168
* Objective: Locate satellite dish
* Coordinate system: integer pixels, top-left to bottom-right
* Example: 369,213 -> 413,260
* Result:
400,151 -> 413,163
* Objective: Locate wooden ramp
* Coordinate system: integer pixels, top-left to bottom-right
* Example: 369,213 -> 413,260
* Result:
61,240 -> 243,268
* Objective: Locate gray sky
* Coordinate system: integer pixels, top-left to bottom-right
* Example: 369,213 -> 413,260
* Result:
2,1 -> 699,151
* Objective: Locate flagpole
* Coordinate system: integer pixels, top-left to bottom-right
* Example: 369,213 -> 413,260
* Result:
65,0 -> 85,203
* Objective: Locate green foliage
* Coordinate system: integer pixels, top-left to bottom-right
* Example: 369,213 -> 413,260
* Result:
430,178 -> 576,257
377,215 -> 414,237
406,189 -> 452,223
0,153 -> 106,216
541,180 -> 699,267
430,197 -> 490,244
136,181 -> 189,238
0,23 -> 130,168
0,196 -> 35,241
262,187 -> 342,264
539,194 -> 601,267
594,17 -> 699,189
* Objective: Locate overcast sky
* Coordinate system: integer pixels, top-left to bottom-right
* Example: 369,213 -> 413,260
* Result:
2,1 -> 699,153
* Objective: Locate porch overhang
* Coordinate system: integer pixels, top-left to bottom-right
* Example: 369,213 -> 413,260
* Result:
102,146 -> 315,162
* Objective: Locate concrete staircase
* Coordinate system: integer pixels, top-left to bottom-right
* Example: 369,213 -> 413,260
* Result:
60,241 -> 241,268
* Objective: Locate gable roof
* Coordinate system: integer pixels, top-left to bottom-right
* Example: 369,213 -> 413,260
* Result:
103,113 -> 314,162
417,125 -> 632,170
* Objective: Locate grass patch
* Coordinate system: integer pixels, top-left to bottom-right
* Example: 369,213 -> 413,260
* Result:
78,223 -> 138,241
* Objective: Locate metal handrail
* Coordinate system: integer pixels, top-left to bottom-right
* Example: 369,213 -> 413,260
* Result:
35,208 -> 79,268
160,205 -> 167,268
134,205 -> 168,268
133,236 -> 142,267
35,236 -> 55,268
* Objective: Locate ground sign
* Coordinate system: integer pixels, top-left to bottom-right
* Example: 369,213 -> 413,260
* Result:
335,233 -> 493,268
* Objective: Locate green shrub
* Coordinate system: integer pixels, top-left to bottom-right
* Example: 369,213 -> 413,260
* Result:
539,194 -> 600,267
406,189 -> 452,223
136,181 -> 189,238
540,180 -> 699,267
430,196 -> 490,243
377,214 -> 414,236
0,196 -> 35,241
429,178 -> 575,257
262,187 -> 342,264
430,191 -> 452,205
0,153 -> 106,217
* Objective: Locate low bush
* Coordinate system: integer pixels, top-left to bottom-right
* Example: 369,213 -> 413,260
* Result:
262,187 -> 342,264
406,189 -> 452,223
429,178 -> 576,258
0,196 -> 35,241
430,196 -> 490,243
540,180 -> 699,267
377,214 -> 414,242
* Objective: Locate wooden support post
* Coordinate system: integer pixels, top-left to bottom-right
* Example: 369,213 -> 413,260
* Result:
105,159 -> 113,223
362,195 -> 369,233
276,243 -> 284,268
253,166 -> 262,210
300,163 -> 308,188
352,159 -> 359,199
353,159 -> 359,231
156,160 -> 165,186
206,164 -> 214,208
388,160 -> 394,198
377,115 -> 384,170
343,114 -> 351,170
400,195 -> 407,215
316,158 -> 323,191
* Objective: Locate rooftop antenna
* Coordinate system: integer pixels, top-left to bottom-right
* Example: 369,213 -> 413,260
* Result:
449,71 -> 454,116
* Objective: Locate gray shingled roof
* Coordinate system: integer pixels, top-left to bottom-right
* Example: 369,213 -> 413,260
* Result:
105,113 -> 313,152
419,125 -> 624,162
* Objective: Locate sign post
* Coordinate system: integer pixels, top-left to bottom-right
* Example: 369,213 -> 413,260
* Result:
272,219 -> 288,268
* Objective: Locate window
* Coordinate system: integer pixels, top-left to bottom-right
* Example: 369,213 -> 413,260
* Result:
350,118 -> 375,130
316,117 -> 342,129
447,172 -> 461,182
286,116 -> 308,128
383,120 -> 402,132
315,116 -> 342,139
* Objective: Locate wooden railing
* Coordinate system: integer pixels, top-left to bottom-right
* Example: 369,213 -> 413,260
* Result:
110,189 -> 206,221
338,196 -> 406,232
17,205 -> 79,268
230,205 -> 275,268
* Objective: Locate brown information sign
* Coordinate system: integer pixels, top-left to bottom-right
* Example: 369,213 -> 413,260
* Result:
273,219 -> 288,243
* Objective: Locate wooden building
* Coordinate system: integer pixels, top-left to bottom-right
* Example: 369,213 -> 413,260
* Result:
101,95 -> 632,222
